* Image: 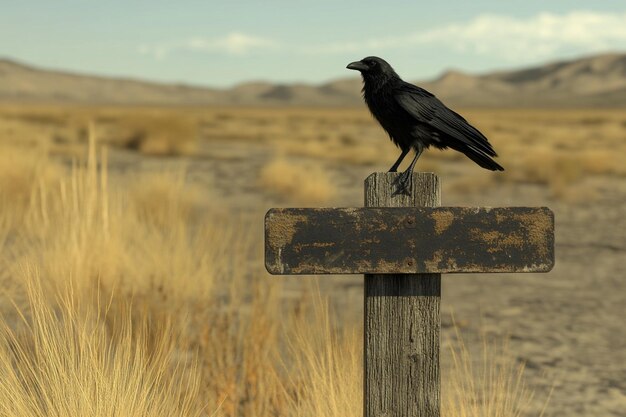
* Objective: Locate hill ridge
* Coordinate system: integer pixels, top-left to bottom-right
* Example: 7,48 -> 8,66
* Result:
1,53 -> 625,106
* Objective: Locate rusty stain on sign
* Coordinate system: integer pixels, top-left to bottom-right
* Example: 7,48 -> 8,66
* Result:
432,210 -> 454,235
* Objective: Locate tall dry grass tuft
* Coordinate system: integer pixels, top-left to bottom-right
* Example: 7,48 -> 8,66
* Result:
0,268 -> 201,417
442,320 -> 549,417
196,282 -> 288,417
0,126 -> 236,414
2,126 -> 222,308
283,287 -> 362,417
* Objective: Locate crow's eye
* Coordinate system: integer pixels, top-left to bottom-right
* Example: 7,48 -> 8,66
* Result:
369,60 -> 377,66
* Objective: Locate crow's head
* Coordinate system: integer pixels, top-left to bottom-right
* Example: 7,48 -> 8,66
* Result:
346,56 -> 397,81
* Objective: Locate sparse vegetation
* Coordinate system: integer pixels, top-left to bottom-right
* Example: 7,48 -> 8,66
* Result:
3,103 -> 623,415
3,104 -> 623,194
0,105 -> 199,157
260,156 -> 337,204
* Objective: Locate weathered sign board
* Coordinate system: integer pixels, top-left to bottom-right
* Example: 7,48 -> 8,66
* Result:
265,206 -> 554,275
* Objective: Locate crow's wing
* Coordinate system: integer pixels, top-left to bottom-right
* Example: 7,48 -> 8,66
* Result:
394,83 -> 497,157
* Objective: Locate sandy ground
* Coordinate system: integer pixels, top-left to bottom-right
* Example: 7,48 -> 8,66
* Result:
105,135 -> 626,417
441,177 -> 626,417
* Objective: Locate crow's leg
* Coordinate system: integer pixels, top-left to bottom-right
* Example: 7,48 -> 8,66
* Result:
393,145 -> 424,195
388,148 -> 409,172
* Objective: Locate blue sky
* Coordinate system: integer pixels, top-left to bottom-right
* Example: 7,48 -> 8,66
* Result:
1,1 -> 625,87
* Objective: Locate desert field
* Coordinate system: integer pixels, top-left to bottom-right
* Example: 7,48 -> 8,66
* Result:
0,103 -> 624,416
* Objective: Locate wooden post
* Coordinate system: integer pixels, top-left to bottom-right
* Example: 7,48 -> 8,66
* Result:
364,173 -> 441,417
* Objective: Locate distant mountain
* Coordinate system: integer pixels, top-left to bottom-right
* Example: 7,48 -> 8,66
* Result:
1,53 -> 625,107
0,59 -> 222,105
420,53 -> 626,107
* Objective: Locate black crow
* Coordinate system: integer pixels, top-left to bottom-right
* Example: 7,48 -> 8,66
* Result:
347,56 -> 503,194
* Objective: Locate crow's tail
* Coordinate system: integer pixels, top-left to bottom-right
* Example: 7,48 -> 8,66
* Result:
463,147 -> 504,171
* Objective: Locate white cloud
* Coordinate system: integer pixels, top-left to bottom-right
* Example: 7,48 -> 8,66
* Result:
308,11 -> 626,61
140,12 -> 626,63
185,33 -> 278,55
415,11 -> 626,61
139,32 -> 278,59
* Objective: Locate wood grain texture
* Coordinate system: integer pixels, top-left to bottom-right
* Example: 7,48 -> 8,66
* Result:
364,173 -> 441,417
264,207 -> 554,274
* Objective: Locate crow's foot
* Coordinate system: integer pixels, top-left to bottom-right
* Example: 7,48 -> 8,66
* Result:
392,170 -> 412,195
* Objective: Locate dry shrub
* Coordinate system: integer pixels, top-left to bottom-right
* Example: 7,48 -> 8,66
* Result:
495,148 -> 577,198
283,138 -> 385,166
128,167 -> 203,229
578,150 -> 626,177
521,150 -> 582,186
445,175 -> 495,196
96,113 -> 198,156
260,157 -> 336,204
497,145 -> 625,198
0,143 -> 63,225
138,133 -> 197,156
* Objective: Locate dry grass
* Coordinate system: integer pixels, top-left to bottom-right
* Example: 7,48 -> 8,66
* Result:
283,289 -> 362,417
97,113 -> 198,156
442,321 -> 550,417
0,142 -> 63,226
0,104 -> 583,416
128,167 -> 203,228
0,105 -> 199,157
260,156 -> 337,204
0,134 -> 270,415
2,104 -> 624,199
282,290 -> 547,417
0,271 -> 201,417
3,142 -> 224,308
204,106 -> 625,201
0,135 -> 545,416
472,109 -> 626,198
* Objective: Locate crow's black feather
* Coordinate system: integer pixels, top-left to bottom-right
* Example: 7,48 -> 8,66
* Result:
347,56 -> 504,193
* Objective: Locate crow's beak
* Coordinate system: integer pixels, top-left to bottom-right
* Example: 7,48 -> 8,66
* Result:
346,61 -> 368,72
